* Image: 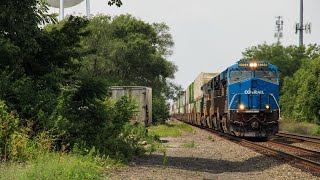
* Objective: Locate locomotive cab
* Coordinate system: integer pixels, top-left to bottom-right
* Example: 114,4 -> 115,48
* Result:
227,60 -> 280,137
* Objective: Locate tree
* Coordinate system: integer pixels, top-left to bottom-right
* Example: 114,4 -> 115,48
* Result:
242,43 -> 320,85
281,58 -> 320,124
81,14 -> 179,122
107,0 -> 123,7
0,0 -> 56,73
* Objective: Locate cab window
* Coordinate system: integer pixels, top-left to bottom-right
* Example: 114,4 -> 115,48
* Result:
229,69 -> 251,83
255,69 -> 278,84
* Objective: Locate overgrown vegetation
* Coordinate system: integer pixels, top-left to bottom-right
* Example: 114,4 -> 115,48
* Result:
0,0 -> 179,178
242,43 -> 320,135
180,141 -> 196,148
148,121 -> 193,137
279,119 -> 320,136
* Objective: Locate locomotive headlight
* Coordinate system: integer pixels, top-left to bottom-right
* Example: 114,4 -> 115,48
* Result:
239,104 -> 245,110
265,105 -> 270,109
249,62 -> 258,68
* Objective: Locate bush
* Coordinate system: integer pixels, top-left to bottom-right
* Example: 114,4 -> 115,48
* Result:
281,58 -> 320,124
0,100 -> 20,161
152,95 -> 170,124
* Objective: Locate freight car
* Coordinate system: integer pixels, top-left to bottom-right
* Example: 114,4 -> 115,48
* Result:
110,86 -> 152,126
173,60 -> 280,137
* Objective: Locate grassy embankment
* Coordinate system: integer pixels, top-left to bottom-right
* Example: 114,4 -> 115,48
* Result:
148,120 -> 195,150
0,152 -> 120,179
0,123 -> 156,179
279,119 -> 320,136
0,121 -> 193,179
148,121 -> 193,137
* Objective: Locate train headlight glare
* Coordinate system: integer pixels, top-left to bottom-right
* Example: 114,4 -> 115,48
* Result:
239,104 -> 245,110
265,105 -> 270,109
249,62 -> 258,68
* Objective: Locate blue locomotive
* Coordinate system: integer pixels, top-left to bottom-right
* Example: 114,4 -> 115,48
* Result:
200,60 -> 280,137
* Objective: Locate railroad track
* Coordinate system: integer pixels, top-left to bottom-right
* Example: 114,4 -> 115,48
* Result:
179,120 -> 320,175
273,131 -> 320,145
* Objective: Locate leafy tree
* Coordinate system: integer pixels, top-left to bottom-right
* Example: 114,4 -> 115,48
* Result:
242,43 -> 320,84
0,0 -> 179,163
81,15 -> 179,123
107,0 -> 123,7
281,58 -> 320,124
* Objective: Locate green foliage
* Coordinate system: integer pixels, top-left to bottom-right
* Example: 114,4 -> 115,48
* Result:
81,15 -> 176,86
152,95 -> 170,124
162,150 -> 168,167
180,141 -> 196,148
207,135 -> 214,141
81,14 -> 180,124
0,1 -> 179,170
281,58 -> 320,123
0,101 -> 20,160
107,0 -> 123,7
148,122 -> 193,137
242,43 -> 320,85
280,119 -> 320,136
1,152 -> 105,180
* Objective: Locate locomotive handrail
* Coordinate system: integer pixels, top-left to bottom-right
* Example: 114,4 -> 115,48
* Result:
269,93 -> 281,120
228,93 -> 240,110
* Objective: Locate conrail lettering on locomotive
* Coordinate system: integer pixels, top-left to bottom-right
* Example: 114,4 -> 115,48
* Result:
244,90 -> 264,95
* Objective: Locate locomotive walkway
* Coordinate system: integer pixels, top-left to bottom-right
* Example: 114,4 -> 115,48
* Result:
106,120 -> 317,179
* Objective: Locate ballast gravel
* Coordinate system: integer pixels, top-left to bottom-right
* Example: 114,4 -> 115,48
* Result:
106,121 -> 319,180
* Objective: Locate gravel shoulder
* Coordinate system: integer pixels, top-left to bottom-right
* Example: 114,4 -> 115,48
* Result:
106,121 -> 319,180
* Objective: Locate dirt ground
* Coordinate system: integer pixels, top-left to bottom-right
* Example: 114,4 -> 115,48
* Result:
106,121 -> 319,180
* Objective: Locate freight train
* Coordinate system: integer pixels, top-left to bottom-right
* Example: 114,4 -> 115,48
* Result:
171,60 -> 280,137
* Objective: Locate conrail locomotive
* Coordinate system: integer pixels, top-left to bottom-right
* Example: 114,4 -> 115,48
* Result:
171,60 -> 280,137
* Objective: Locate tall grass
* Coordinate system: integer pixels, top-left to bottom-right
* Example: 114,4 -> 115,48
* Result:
0,122 -> 155,179
280,119 -> 320,136
148,122 -> 193,137
0,151 -> 119,179
180,141 -> 196,148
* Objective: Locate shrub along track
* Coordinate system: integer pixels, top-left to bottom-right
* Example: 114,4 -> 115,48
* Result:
180,121 -> 320,176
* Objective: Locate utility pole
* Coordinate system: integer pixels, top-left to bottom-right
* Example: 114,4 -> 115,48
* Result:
274,16 -> 284,44
59,0 -> 64,21
295,0 -> 311,46
86,0 -> 91,19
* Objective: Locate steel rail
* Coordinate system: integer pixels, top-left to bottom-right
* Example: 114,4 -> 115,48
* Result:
276,132 -> 320,144
180,120 -> 320,175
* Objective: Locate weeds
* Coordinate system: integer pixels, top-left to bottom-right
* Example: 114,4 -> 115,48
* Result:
148,121 -> 193,137
0,152 -> 111,179
181,141 -> 196,148
158,148 -> 168,167
207,135 -> 214,141
280,119 -> 320,136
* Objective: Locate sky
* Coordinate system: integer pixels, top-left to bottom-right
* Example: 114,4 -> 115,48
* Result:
49,0 -> 320,89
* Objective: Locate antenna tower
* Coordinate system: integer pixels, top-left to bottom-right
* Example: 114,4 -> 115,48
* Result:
274,16 -> 284,44
295,0 -> 311,46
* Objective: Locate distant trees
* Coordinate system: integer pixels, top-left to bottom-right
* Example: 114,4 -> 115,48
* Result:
242,43 -> 320,124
